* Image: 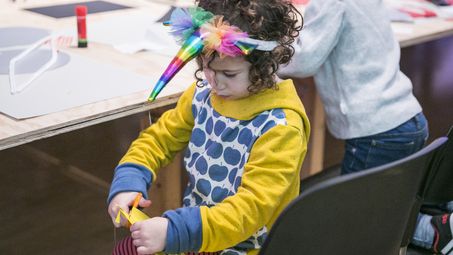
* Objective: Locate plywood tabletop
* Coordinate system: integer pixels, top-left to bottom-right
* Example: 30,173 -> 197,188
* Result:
0,0 -> 196,150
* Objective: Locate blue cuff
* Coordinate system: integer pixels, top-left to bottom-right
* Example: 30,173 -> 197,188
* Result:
107,163 -> 153,203
163,207 -> 202,253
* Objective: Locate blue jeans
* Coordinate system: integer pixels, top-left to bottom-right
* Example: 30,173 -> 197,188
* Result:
412,214 -> 434,249
341,112 -> 429,174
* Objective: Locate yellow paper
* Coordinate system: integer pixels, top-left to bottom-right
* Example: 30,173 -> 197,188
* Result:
115,207 -> 150,226
129,207 -> 150,223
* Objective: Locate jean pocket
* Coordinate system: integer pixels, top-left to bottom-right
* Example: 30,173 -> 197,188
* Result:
371,138 -> 416,150
365,138 -> 418,169
342,140 -> 369,173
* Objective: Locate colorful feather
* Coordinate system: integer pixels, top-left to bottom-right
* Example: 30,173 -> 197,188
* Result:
200,16 -> 248,57
166,7 -> 214,44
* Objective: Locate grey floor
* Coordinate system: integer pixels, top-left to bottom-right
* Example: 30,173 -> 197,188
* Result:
0,36 -> 452,254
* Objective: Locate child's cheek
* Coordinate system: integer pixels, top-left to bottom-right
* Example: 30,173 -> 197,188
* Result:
204,68 -> 217,88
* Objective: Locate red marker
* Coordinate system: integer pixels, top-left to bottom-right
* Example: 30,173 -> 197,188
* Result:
75,5 -> 88,48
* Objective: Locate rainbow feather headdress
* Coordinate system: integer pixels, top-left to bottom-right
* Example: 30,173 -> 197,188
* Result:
148,7 -> 279,101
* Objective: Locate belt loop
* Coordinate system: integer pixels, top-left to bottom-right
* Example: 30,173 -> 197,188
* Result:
414,112 -> 422,130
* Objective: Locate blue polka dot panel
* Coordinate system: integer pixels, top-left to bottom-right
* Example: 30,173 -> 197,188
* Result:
183,85 -> 286,253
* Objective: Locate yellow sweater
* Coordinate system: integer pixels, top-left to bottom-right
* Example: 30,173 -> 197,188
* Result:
113,79 -> 310,254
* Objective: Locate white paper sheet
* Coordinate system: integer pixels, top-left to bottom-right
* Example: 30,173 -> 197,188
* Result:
0,51 -> 152,119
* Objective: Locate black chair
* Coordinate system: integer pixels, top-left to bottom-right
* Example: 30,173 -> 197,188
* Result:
299,163 -> 341,194
404,126 -> 453,255
259,138 -> 447,255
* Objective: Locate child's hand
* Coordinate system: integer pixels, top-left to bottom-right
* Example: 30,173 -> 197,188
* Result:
108,192 -> 152,227
130,217 -> 168,255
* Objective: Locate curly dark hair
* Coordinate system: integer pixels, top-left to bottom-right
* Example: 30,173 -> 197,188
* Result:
194,0 -> 303,93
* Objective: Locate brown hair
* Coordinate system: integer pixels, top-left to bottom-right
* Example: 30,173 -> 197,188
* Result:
194,0 -> 303,93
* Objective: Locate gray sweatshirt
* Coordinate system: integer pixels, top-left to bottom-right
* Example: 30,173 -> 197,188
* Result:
279,0 -> 421,139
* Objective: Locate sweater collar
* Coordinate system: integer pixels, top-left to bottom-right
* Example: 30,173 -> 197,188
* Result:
210,79 -> 305,120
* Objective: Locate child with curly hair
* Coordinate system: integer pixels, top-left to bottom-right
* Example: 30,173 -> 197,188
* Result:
107,1 -> 309,254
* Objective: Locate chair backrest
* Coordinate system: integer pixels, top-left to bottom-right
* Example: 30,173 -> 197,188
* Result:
259,138 -> 447,255
422,126 -> 453,203
299,164 -> 341,194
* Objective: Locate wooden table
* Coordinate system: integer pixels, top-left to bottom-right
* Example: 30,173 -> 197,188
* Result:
1,0 -> 453,176
394,18 -> 453,48
0,0 -> 198,218
0,0 -> 197,151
